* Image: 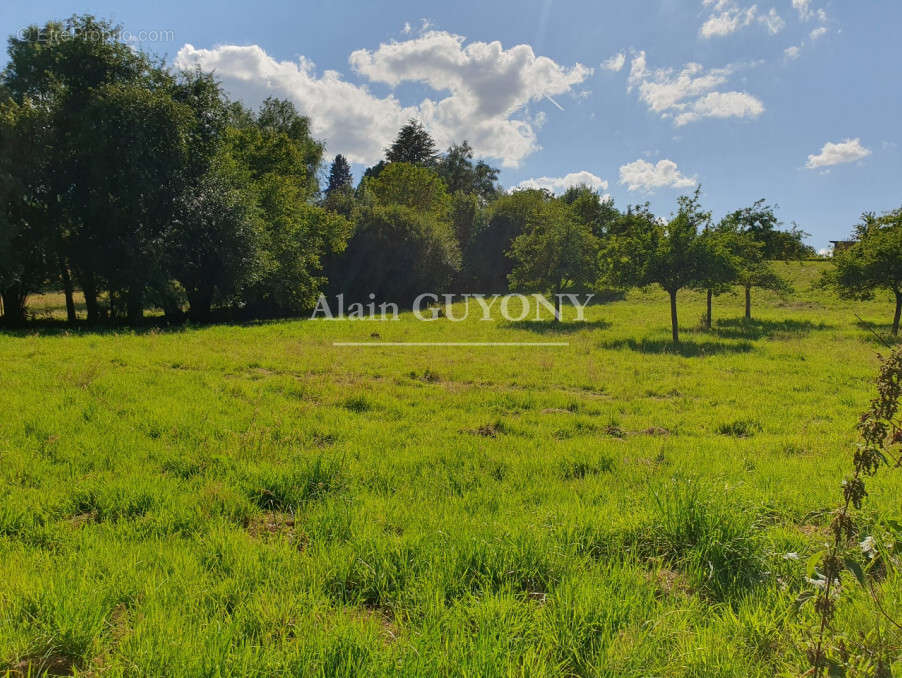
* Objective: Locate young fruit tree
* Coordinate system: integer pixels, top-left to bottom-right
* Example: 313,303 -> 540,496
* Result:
716,201 -> 804,320
823,207 -> 902,335
507,200 -> 600,320
599,190 -> 730,343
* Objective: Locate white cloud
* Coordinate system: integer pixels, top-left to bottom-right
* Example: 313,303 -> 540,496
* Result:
809,26 -> 827,40
626,51 -> 764,125
674,91 -> 765,126
760,8 -> 786,34
793,0 -> 830,24
402,22 -> 412,35
700,3 -> 757,38
784,45 -> 802,59
699,2 -> 785,38
175,31 -> 591,168
517,171 -> 608,194
792,0 -> 812,20
619,159 -> 697,192
806,138 -> 872,169
601,52 -> 626,72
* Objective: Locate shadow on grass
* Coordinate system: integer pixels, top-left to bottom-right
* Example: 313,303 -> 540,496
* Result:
710,318 -> 832,340
600,337 -> 754,357
0,313 -> 291,338
854,320 -> 902,347
501,319 -> 611,334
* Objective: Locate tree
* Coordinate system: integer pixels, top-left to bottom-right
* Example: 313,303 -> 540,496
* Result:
2,15 -> 163,323
435,141 -> 499,202
165,160 -> 262,321
695,225 -> 738,329
559,186 -> 620,240
75,81 -> 192,324
0,97 -> 53,324
449,191 -> 480,253
600,191 -> 730,343
823,208 -> 902,335
718,202 -> 797,320
225,101 -> 349,315
326,154 -> 353,196
333,162 -> 459,304
385,119 -> 438,166
366,162 -> 450,215
508,200 -> 599,319
336,205 -> 460,304
465,189 -> 552,292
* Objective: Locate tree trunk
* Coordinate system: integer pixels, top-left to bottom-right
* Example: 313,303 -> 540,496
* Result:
669,289 -> 679,344
1,285 -> 27,325
59,258 -> 77,323
80,271 -> 100,324
187,288 -> 213,323
706,289 -> 712,330
744,286 -> 751,320
893,291 -> 902,337
126,286 -> 144,326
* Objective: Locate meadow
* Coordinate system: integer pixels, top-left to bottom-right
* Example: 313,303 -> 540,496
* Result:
1,261 -> 901,677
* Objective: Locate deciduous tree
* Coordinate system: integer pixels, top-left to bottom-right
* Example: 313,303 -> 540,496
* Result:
823,207 -> 902,335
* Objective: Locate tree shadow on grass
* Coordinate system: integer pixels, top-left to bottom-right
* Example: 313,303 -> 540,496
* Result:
0,313 -> 285,338
854,320 -> 902,347
710,318 -> 832,340
600,337 -> 754,357
501,319 -> 612,335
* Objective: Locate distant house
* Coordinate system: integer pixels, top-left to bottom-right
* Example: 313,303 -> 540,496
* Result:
829,240 -> 856,254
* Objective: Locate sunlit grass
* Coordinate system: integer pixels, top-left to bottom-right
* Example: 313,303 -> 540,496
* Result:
1,261 -> 900,676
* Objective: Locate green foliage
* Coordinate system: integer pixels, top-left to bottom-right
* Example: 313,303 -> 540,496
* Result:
165,160 -> 263,320
224,101 -> 349,316
326,154 -> 354,197
385,119 -> 438,166
335,204 -> 460,303
0,96 -> 53,323
823,207 -> 902,335
434,141 -> 499,202
365,162 -> 451,216
559,185 -> 620,240
507,200 -> 600,300
600,190 -> 731,342
466,189 -> 552,291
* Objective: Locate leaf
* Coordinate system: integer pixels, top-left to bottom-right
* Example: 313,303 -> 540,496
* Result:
844,557 -> 866,587
807,549 -> 827,578
791,589 -> 815,614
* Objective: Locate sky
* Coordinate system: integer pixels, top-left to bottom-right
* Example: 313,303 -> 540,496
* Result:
2,1 -> 900,249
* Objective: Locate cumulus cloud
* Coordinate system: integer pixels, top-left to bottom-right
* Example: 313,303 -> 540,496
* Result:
674,91 -> 765,126
619,159 -> 697,192
809,26 -> 827,40
175,31 -> 591,168
784,45 -> 802,59
517,171 -> 608,194
699,1 -> 785,38
626,51 -> 764,125
601,52 -> 626,72
806,138 -> 871,169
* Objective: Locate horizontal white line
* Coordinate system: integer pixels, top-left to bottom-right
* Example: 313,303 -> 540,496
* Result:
332,342 -> 569,347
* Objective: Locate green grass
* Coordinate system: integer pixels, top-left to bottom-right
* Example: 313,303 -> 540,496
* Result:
1,261 -> 901,676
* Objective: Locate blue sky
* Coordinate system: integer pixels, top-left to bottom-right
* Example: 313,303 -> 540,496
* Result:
2,1 -> 900,248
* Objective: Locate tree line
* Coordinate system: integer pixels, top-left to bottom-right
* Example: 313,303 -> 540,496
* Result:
2,15 -> 898,341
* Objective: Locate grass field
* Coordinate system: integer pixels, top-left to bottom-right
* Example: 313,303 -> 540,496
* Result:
1,261 -> 901,677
